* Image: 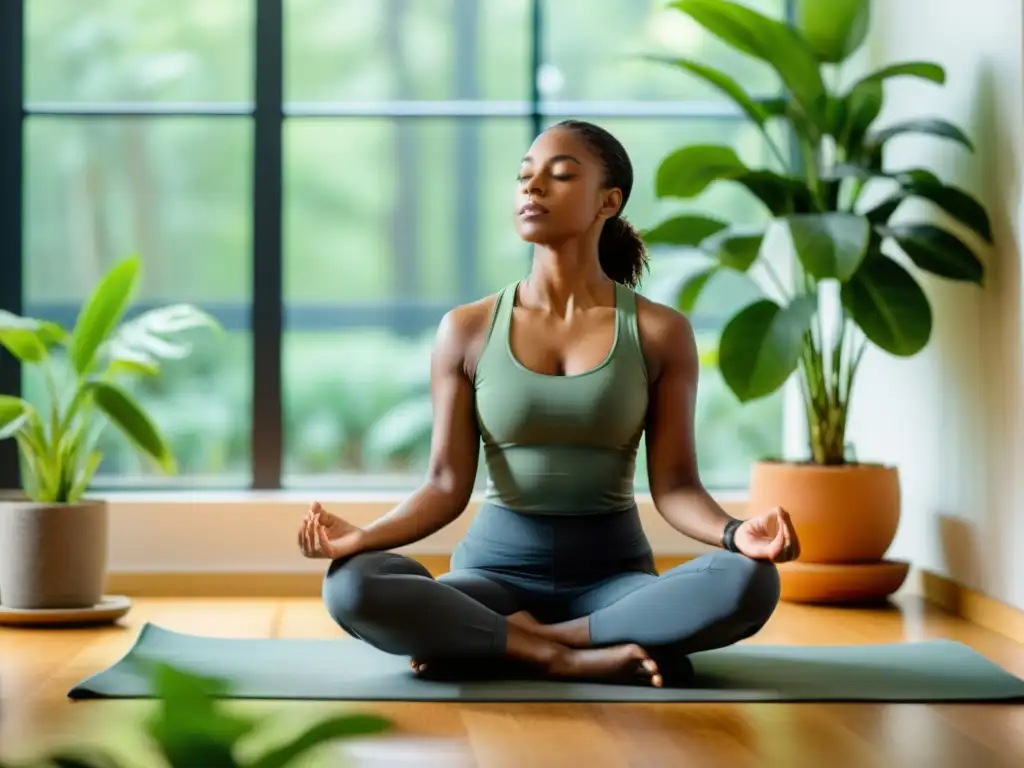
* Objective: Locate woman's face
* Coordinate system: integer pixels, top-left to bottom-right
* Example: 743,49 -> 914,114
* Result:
513,128 -> 622,246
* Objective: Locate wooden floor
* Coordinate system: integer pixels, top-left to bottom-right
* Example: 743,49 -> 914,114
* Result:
2,594 -> 1024,767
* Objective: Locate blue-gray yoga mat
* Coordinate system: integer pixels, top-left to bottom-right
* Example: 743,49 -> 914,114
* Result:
68,623 -> 1024,703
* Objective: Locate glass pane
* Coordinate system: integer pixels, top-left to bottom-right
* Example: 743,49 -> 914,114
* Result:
23,118 -> 253,487
283,117 -> 529,486
26,0 -> 253,103
285,0 -> 530,102
283,115 -> 782,489
540,0 -> 788,102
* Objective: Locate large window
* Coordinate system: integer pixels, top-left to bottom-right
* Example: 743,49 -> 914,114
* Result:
2,0 -> 789,493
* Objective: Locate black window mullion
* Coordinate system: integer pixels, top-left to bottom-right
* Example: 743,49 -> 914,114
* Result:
529,0 -> 542,138
252,0 -> 285,490
0,0 -> 24,492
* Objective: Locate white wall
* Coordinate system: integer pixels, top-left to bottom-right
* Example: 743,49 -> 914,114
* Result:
844,0 -> 1024,608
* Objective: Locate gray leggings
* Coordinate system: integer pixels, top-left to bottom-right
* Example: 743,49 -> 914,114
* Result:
322,503 -> 780,669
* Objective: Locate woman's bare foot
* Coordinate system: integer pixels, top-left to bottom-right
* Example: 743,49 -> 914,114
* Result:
507,611 -> 591,648
407,624 -> 659,687
411,644 -> 661,687
549,643 -> 662,687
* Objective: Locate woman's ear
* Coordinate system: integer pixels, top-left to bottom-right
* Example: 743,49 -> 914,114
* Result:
598,187 -> 623,221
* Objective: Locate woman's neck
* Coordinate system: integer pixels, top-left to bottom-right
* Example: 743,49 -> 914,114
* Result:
522,242 -> 612,314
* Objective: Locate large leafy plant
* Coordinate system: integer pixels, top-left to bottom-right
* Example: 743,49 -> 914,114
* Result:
644,0 -> 990,464
0,662 -> 391,767
0,255 -> 220,502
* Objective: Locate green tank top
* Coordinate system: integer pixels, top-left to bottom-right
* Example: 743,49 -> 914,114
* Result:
473,281 -> 650,514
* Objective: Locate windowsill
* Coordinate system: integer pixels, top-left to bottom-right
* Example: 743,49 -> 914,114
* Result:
83,488 -> 751,573
86,487 -> 751,505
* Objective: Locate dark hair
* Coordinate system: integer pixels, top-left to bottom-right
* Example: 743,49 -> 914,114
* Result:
551,119 -> 648,289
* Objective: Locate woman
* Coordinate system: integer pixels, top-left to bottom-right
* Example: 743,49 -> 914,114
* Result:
298,120 -> 800,688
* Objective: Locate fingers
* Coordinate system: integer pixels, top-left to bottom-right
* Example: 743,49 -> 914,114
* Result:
317,526 -> 336,559
298,502 -> 325,558
774,507 -> 800,562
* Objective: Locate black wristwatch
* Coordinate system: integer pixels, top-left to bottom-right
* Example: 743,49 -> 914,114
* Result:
721,518 -> 744,552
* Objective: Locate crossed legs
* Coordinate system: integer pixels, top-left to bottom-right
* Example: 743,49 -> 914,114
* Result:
322,549 -> 781,686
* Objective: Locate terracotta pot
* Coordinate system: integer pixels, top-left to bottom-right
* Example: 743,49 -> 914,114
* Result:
747,461 -> 900,564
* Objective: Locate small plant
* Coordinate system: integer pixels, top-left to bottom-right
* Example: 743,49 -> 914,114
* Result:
0,662 -> 392,768
643,0 -> 990,464
0,254 -> 220,502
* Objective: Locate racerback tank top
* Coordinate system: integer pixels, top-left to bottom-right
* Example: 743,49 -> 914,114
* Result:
473,281 -> 650,514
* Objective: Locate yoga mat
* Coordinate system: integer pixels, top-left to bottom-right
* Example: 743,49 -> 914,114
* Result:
68,623 -> 1024,703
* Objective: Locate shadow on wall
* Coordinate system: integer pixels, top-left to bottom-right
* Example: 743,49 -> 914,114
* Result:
930,56 -> 1023,597
969,58 -> 1022,599
937,513 -> 982,590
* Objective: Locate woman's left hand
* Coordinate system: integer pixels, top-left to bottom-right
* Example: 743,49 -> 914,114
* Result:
734,507 -> 800,563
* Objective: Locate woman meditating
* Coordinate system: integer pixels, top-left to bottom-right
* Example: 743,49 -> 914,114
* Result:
298,120 -> 800,688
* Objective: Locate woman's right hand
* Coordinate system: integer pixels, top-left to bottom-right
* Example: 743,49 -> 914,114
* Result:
298,502 -> 364,559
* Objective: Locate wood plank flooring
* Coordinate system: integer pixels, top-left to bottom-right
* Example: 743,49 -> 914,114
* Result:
2,594 -> 1023,767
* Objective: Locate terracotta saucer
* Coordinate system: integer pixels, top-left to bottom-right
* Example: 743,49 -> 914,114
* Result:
778,559 -> 911,604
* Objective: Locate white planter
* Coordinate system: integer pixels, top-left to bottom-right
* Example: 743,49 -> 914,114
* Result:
0,499 -> 109,609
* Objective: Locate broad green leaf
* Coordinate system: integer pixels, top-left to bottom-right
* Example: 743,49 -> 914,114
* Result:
69,255 -> 141,375
849,60 -> 946,89
864,195 -> 904,225
718,295 -> 818,402
145,662 -> 255,767
784,213 -> 870,281
713,233 -> 764,271
838,80 -> 882,155
841,255 -> 932,355
755,96 -> 789,119
0,311 -> 66,354
0,396 -> 30,439
251,715 -> 393,768
655,145 -> 747,198
670,0 -> 827,126
643,55 -> 769,126
109,357 -> 161,377
866,118 -> 974,154
654,147 -> 814,215
676,266 -> 718,313
86,380 -> 177,473
120,303 -> 221,336
0,328 -> 47,363
795,0 -> 870,64
894,168 -> 942,186
736,170 -> 817,215
103,303 -> 218,370
900,180 -> 993,243
643,214 -> 729,247
880,223 -> 985,284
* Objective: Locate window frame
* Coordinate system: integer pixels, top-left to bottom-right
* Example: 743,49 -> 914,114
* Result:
0,0 -> 795,492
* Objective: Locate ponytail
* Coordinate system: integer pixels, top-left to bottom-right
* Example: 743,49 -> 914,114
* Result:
598,215 -> 648,289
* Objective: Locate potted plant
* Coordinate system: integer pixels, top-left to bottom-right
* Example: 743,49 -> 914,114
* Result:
0,661 -> 392,767
0,254 -> 220,611
643,0 -> 990,601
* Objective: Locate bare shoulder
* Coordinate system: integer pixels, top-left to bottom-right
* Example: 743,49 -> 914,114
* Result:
434,292 -> 502,377
634,294 -> 699,381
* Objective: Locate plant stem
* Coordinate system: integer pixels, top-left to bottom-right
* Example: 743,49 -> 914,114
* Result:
761,127 -> 790,172
760,259 -> 791,301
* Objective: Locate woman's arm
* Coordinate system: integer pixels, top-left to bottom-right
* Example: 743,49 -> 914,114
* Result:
352,303 -> 487,553
639,300 -> 739,548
